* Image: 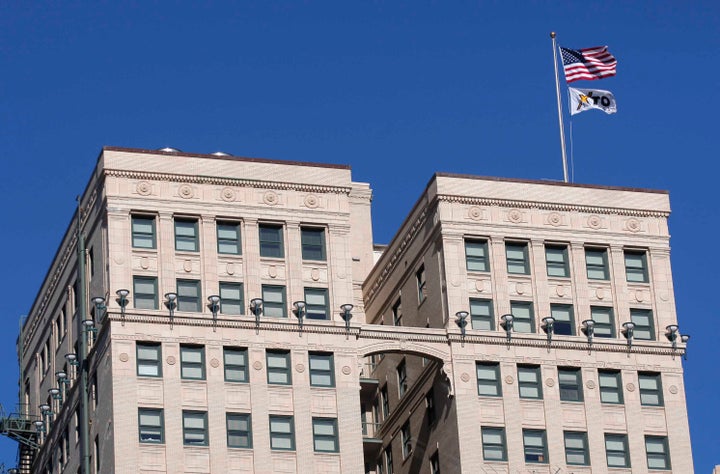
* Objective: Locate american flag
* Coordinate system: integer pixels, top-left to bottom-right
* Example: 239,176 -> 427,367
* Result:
560,46 -> 617,83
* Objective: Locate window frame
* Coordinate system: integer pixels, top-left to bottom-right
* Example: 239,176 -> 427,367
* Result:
312,417 -> 339,453
605,433 -> 630,468
558,367 -> 583,402
510,301 -> 535,333
138,408 -> 164,444
470,298 -> 494,330
397,360 -> 408,397
465,239 -> 490,272
182,410 -> 208,446
180,345 -> 206,380
550,303 -> 575,336
630,308 -> 655,340
481,426 -> 507,461
301,226 -> 326,261
598,370 -> 624,404
304,287 -> 329,320
505,241 -> 530,275
401,421 -> 412,459
177,279 -> 202,312
217,221 -> 242,255
523,429 -> 548,464
624,249 -> 649,283
392,298 -> 402,326
645,435 -> 671,470
591,306 -> 615,338
545,244 -> 569,278
476,362 -> 502,397
136,342 -> 162,378
226,412 -> 252,449
416,265 -> 426,303
266,350 -> 292,385
564,431 -> 589,466
517,365 -> 543,399
223,347 -> 248,383
262,284 -> 287,318
585,247 -> 610,280
269,415 -> 295,451
174,218 -> 199,252
259,223 -> 284,258
309,352 -> 335,387
133,276 -> 158,310
638,372 -> 663,406
131,215 -> 157,249
380,385 -> 390,420
219,281 -> 244,315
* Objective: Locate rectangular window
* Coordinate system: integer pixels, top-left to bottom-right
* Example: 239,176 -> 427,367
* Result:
266,350 -> 291,385
585,248 -> 609,280
262,285 -> 287,318
518,365 -> 542,399
313,418 -> 338,453
465,239 -> 490,272
224,347 -> 248,383
309,352 -> 334,387
259,224 -> 284,258
630,308 -> 655,340
523,429 -> 548,463
476,362 -> 502,397
180,345 -> 205,380
138,408 -> 164,443
605,433 -> 630,468
401,422 -> 412,459
384,446 -> 394,474
305,288 -> 329,320
397,360 -> 408,397
545,244 -> 569,277
136,342 -> 162,377
269,415 -> 295,450
645,436 -> 671,470
506,241 -> 530,275
591,306 -> 615,338
470,298 -> 494,330
174,218 -> 199,252
177,279 -> 201,312
132,215 -> 156,249
564,431 -> 589,465
425,389 -> 436,425
392,299 -> 402,326
481,427 -> 507,461
226,413 -> 252,448
133,276 -> 158,310
219,282 -> 244,315
416,265 -> 426,303
380,385 -> 389,420
558,368 -> 583,402
625,250 -> 649,283
639,372 -> 663,406
182,411 -> 208,446
217,222 -> 242,255
430,452 -> 440,474
550,304 -> 574,335
598,370 -> 623,404
301,227 -> 326,261
510,301 -> 534,333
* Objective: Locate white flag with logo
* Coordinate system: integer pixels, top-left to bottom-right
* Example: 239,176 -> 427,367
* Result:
568,87 -> 617,115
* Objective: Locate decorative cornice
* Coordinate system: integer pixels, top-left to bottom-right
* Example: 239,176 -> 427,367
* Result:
436,194 -> 670,218
104,169 -> 352,195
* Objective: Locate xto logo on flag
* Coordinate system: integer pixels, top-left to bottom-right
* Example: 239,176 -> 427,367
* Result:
568,87 -> 617,116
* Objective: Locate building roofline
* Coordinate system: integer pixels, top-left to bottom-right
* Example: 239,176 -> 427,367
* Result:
434,172 -> 669,195
101,146 -> 351,170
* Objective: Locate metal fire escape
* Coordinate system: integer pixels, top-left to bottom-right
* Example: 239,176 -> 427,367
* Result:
0,404 -> 39,473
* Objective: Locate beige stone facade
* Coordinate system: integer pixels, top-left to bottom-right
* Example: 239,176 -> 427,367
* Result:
18,148 -> 692,473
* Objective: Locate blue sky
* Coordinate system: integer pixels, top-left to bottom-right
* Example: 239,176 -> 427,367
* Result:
1,1 -> 718,470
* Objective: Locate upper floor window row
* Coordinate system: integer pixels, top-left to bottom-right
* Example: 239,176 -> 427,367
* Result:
131,215 -> 326,261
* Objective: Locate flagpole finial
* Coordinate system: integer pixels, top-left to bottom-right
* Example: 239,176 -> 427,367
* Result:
550,32 -> 556,38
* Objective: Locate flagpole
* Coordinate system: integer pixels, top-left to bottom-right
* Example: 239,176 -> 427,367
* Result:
550,32 -> 569,183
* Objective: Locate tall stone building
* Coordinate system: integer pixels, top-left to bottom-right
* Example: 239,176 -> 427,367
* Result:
13,147 -> 692,473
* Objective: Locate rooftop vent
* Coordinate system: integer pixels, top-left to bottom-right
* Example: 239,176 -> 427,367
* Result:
212,151 -> 230,156
157,147 -> 181,153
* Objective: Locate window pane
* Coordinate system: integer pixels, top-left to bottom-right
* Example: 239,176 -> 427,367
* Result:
175,220 -> 199,252
465,240 -> 489,272
132,216 -> 156,249
301,228 -> 326,261
263,285 -> 286,317
217,223 -> 241,255
305,288 -> 329,320
259,225 -> 284,258
470,299 -> 494,330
